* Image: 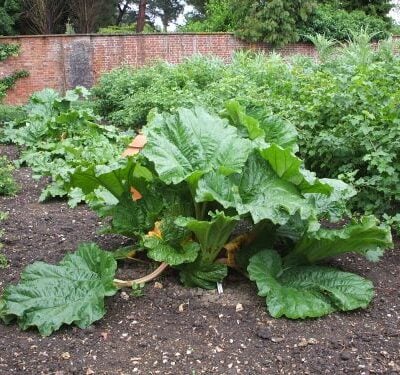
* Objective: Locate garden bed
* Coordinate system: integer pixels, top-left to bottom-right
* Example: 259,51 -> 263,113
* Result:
0,144 -> 399,374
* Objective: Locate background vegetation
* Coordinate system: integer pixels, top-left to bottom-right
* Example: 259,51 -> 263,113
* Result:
0,0 -> 398,47
92,32 -> 399,229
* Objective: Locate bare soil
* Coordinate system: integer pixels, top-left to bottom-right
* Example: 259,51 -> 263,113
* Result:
0,144 -> 399,375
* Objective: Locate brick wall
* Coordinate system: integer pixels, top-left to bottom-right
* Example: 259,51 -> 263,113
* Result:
0,33 -> 318,105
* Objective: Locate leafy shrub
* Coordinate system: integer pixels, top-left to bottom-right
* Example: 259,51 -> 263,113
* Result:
299,4 -> 391,41
289,37 -> 400,222
181,0 -> 236,32
92,55 -> 225,129
0,156 -> 18,196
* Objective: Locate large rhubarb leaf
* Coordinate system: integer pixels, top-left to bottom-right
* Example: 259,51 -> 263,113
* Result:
260,144 -> 332,195
222,101 -> 298,152
175,211 -> 238,263
0,243 -> 117,336
287,216 -> 393,264
70,158 -> 137,199
106,192 -> 163,237
143,236 -> 200,266
179,259 -> 228,289
222,100 -> 265,140
196,152 -> 315,225
142,107 -> 252,185
307,178 -> 357,222
248,108 -> 298,153
248,250 -> 374,319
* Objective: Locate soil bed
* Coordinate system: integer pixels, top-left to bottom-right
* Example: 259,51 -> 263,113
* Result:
0,144 -> 399,375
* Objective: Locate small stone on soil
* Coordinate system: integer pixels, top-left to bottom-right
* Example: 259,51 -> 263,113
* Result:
256,327 -> 272,340
340,351 -> 351,361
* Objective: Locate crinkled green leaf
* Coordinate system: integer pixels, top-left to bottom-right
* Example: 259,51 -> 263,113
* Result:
175,211 -> 238,263
260,144 -> 332,195
248,108 -> 299,153
222,100 -> 265,140
142,107 -> 253,185
307,178 -> 357,222
67,187 -> 86,208
70,158 -> 137,200
106,192 -> 163,237
248,250 -> 374,319
287,216 -> 393,264
0,243 -> 117,336
143,236 -> 200,266
196,152 -> 315,225
179,260 -> 228,289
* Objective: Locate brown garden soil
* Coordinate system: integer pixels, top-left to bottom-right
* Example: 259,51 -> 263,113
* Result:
0,144 -> 399,375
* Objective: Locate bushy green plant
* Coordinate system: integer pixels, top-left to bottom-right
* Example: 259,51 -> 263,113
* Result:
181,0 -> 236,32
289,36 -> 400,222
299,4 -> 391,41
92,55 -> 225,129
2,87 -> 132,202
0,156 -> 18,196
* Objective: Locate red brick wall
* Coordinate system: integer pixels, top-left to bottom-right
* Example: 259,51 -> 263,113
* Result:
0,33 -> 317,105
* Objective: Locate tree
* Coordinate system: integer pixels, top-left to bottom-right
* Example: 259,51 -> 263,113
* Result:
116,0 -> 136,25
186,0 -> 206,16
0,0 -> 21,35
136,0 -> 147,32
147,0 -> 184,30
69,0 -> 117,33
21,0 -> 66,34
233,0 -> 316,46
325,0 -> 393,19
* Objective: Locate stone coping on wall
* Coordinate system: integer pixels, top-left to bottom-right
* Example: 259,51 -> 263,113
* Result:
0,32 -> 238,39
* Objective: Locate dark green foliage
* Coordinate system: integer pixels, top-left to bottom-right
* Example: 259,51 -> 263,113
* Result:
0,156 -> 18,196
98,23 -> 136,34
181,0 -> 236,32
183,0 -> 316,46
0,243 -> 118,336
234,0 -> 316,46
147,0 -> 184,31
299,4 -> 391,41
0,104 -> 393,335
0,0 -> 21,35
337,0 -> 393,20
98,23 -> 157,34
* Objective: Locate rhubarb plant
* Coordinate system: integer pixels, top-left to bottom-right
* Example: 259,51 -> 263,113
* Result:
0,102 -> 393,335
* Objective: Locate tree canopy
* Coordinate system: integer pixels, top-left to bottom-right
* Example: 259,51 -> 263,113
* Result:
0,0 -> 21,35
